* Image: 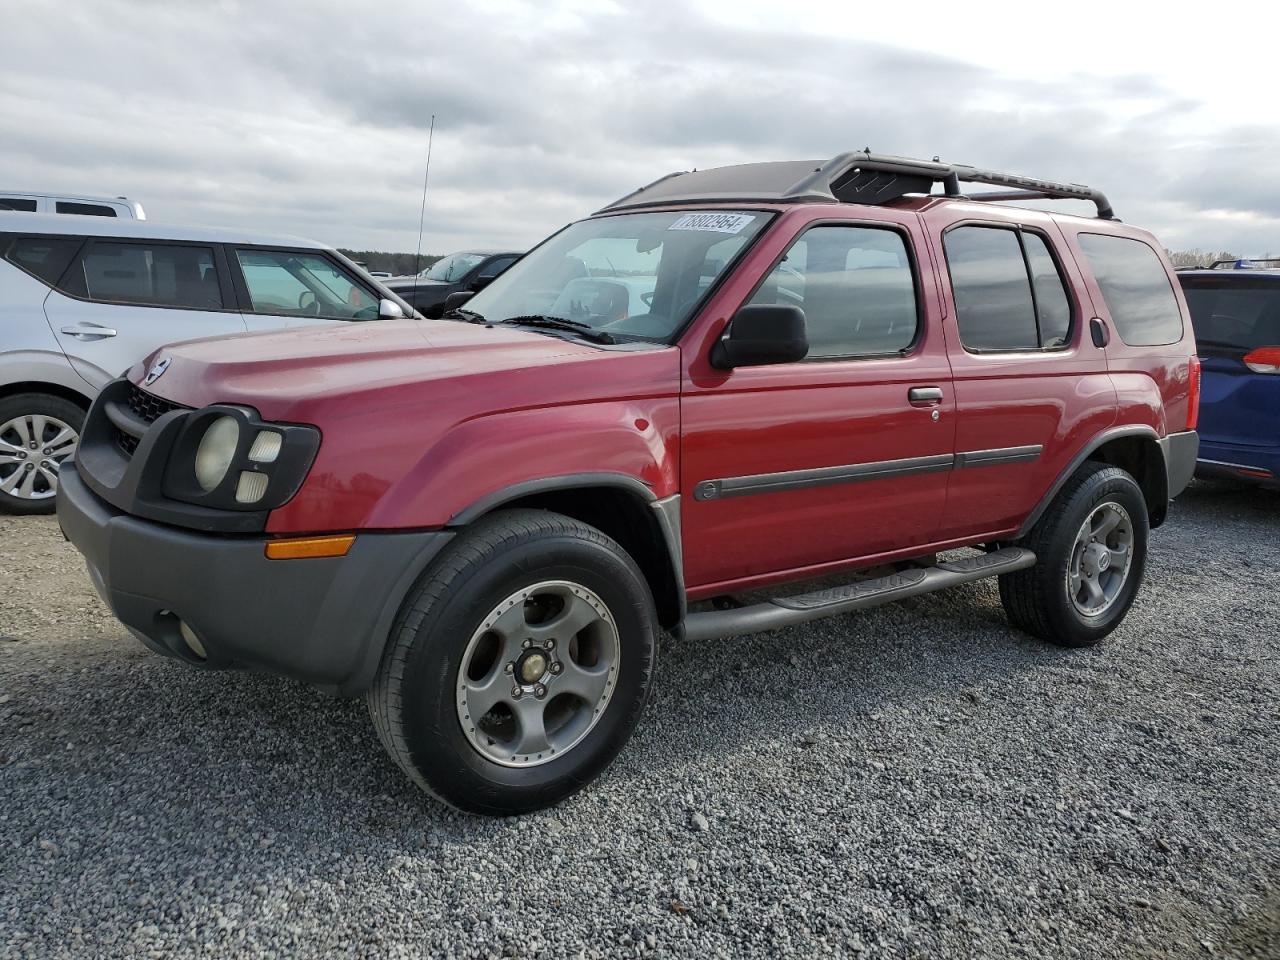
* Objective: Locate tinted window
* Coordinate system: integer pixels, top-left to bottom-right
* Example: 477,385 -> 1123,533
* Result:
1181,278 -> 1280,353
3,236 -> 82,285
1078,234 -> 1183,346
1023,233 -> 1072,347
945,227 -> 1039,350
0,198 -> 38,212
748,225 -> 917,357
55,201 -> 117,217
237,249 -> 379,320
484,256 -> 518,277
67,242 -> 222,308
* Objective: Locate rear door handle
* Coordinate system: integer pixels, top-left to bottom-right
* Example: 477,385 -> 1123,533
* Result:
908,386 -> 944,405
1089,317 -> 1110,348
61,323 -> 117,340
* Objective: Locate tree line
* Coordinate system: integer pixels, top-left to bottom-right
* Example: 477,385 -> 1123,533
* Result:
339,250 -> 443,276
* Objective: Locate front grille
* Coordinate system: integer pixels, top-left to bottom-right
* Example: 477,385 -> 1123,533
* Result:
115,385 -> 187,457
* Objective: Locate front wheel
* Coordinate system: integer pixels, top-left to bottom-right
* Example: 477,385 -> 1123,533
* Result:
0,393 -> 84,515
366,509 -> 658,815
999,462 -> 1149,647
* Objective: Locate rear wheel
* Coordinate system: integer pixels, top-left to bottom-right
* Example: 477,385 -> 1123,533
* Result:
999,462 -> 1149,647
366,509 -> 658,815
0,393 -> 84,515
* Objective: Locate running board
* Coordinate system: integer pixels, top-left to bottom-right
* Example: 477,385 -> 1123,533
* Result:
682,547 -> 1036,641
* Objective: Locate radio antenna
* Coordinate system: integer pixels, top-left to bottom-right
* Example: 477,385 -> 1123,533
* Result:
411,114 -> 436,308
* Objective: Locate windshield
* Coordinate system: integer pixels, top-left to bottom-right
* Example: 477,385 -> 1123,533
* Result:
462,210 -> 771,341
424,253 -> 486,282
1182,278 -> 1280,352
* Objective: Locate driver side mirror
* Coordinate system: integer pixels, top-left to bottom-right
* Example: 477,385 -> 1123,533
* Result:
710,305 -> 808,369
469,274 -> 497,292
378,298 -> 405,319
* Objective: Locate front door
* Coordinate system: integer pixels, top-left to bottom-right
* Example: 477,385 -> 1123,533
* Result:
680,211 -> 955,596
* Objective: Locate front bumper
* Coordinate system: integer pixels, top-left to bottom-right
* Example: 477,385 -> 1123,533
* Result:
57,462 -> 452,695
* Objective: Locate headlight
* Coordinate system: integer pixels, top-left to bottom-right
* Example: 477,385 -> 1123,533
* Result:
194,416 -> 240,492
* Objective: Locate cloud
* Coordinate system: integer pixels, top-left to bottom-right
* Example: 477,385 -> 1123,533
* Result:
1,0 -> 1277,256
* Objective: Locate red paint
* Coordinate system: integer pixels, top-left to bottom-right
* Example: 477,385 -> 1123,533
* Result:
139,195 -> 1196,597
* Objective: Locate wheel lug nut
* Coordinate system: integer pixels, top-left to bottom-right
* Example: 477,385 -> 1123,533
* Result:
521,639 -> 532,649
511,686 -> 522,699
534,684 -> 546,699
544,638 -> 555,650
504,662 -> 514,674
550,662 -> 562,675
42,448 -> 50,455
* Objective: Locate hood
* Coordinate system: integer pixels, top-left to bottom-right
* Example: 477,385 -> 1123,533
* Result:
134,318 -> 598,415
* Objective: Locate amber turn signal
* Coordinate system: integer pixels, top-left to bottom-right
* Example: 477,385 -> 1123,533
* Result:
264,534 -> 356,560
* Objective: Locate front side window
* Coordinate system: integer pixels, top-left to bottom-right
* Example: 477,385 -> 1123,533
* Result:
236,249 -> 379,320
1078,234 -> 1183,346
1181,278 -> 1280,353
56,201 -> 117,217
67,242 -> 222,309
748,225 -> 918,358
463,210 -> 771,341
424,253 -> 486,282
2,235 -> 82,285
944,225 -> 1073,351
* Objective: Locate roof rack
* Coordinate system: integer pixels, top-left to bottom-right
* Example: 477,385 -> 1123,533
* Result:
601,151 -> 1117,220
1205,257 -> 1280,270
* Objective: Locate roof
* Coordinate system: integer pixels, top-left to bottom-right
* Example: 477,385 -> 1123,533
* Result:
600,151 -> 1116,220
0,211 -> 329,249
0,190 -> 137,203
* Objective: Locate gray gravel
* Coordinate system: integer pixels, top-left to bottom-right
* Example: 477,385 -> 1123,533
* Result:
1,481 -> 1278,959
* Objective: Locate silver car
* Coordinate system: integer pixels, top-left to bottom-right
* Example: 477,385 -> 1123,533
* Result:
0,213 -> 411,513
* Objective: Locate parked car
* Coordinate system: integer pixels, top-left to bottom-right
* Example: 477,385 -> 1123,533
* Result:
58,153 -> 1199,814
1178,260 -> 1280,487
0,192 -> 146,219
0,213 -> 412,513
382,250 -> 521,318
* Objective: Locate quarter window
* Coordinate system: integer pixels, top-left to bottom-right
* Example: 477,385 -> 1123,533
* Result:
237,249 -> 380,320
0,198 -> 38,212
55,201 -> 117,217
1078,234 -> 1184,346
66,242 -> 223,309
944,225 -> 1073,351
2,235 -> 82,286
748,225 -> 918,358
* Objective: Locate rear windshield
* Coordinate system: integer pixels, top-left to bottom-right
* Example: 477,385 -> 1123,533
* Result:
1180,278 -> 1280,353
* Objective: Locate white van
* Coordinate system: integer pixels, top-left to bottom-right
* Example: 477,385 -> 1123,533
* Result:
0,192 -> 147,219
0,213 -> 412,513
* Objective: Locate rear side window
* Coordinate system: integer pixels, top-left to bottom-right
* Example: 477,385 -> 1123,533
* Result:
748,224 -> 918,358
2,235 -> 82,285
56,201 -> 117,218
1180,279 -> 1280,353
945,225 -> 1078,351
0,198 -> 38,212
1078,234 -> 1183,346
65,242 -> 223,309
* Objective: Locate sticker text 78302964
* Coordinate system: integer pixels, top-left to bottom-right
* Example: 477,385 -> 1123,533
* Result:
667,213 -> 756,235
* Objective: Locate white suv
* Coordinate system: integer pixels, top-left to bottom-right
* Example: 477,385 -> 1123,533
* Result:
0,192 -> 147,219
0,213 -> 411,514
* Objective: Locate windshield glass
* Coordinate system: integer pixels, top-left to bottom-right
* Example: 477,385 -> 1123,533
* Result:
462,210 -> 771,341
1182,278 -> 1280,352
424,253 -> 485,282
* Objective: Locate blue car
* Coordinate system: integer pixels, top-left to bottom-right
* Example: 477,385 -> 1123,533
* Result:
1178,260 -> 1280,488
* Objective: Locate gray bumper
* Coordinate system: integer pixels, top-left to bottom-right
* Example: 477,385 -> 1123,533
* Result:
1160,430 -> 1199,499
57,462 -> 452,696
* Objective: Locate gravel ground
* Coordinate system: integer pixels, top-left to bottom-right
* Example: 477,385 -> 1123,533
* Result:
1,481 -> 1277,959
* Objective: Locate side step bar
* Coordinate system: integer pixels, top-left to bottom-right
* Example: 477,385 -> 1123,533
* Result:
682,547 -> 1036,641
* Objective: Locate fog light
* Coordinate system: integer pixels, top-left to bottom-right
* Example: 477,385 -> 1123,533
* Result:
178,620 -> 207,660
235,470 -> 269,503
248,430 -> 283,463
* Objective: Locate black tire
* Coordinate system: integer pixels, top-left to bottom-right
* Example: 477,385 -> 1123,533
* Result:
999,462 -> 1149,647
366,509 -> 658,815
0,392 -> 86,516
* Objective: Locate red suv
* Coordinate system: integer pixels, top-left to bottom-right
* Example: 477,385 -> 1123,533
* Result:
58,153 -> 1200,814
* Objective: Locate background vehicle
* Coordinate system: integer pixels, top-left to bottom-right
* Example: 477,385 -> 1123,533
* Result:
59,153 -> 1199,814
1178,260 -> 1280,487
0,212 -> 412,513
382,249 -> 521,318
0,192 -> 146,219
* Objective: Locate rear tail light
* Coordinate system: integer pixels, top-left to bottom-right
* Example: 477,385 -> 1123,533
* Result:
1243,346 -> 1280,374
1186,354 -> 1201,431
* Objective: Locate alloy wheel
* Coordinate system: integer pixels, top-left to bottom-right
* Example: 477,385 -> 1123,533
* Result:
0,414 -> 79,501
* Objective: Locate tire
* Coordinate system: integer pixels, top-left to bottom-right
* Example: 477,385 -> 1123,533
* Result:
366,509 -> 658,815
0,392 -> 85,516
999,462 -> 1149,647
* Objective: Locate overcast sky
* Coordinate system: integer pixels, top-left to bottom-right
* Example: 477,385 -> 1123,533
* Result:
3,0 -> 1278,256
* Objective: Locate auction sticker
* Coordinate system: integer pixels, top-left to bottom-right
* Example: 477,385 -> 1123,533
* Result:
667,212 -> 756,234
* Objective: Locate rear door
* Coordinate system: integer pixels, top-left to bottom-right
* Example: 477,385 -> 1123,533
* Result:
1180,274 -> 1280,451
42,238 -> 243,388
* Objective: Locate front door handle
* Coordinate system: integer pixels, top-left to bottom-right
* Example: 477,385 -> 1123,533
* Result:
908,386 -> 944,406
61,324 -> 118,340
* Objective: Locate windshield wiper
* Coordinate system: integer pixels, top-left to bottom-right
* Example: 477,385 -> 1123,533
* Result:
498,315 -> 616,344
441,306 -> 487,323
